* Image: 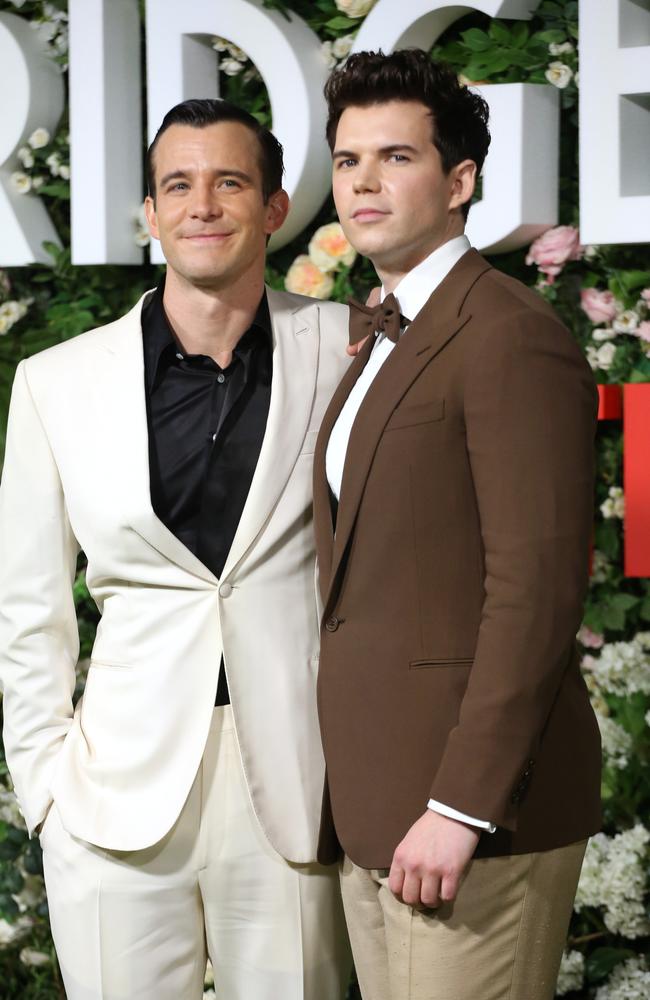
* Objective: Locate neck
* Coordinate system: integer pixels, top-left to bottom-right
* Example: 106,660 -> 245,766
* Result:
162,266 -> 265,366
375,220 -> 465,294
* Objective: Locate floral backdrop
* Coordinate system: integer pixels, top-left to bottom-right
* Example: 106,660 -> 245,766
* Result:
0,1 -> 649,998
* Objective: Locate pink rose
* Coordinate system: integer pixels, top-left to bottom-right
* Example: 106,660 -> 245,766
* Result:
580,287 -> 618,325
640,288 -> 650,304
637,320 -> 650,343
577,625 -> 604,649
525,225 -> 582,278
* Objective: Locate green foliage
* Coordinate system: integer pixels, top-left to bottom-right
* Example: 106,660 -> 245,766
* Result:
0,2 -> 648,998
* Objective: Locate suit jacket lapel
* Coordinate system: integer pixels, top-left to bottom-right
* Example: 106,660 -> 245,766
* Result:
220,288 -> 320,580
322,250 -> 491,610
107,293 -> 218,586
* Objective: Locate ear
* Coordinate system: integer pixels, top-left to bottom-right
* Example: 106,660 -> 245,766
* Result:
144,195 -> 159,240
264,189 -> 290,235
449,159 -> 477,214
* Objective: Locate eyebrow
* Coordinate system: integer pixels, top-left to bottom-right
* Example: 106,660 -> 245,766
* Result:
332,144 -> 419,160
158,167 -> 254,188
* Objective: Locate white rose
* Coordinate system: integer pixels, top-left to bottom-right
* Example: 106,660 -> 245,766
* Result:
227,43 -> 248,62
58,164 -> 70,180
545,62 -> 573,89
335,0 -> 376,17
592,328 -> 615,342
28,127 -> 51,149
0,300 -> 28,334
8,0 -> 27,8
333,34 -> 355,60
20,948 -> 50,968
220,57 -> 244,77
285,255 -> 335,300
46,152 -> 61,176
10,171 -> 32,194
600,485 -> 625,520
549,41 -> 574,56
556,950 -> 585,996
211,37 -> 229,52
17,146 -> 34,169
0,916 -> 33,946
32,176 -> 45,190
595,342 -> 616,370
613,309 -> 639,334
134,229 -> 151,248
321,41 -> 336,70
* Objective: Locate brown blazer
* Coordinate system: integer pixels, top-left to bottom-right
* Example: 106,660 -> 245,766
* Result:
313,249 -> 602,869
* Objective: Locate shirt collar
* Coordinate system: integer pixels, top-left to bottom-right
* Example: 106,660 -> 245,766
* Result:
142,275 -> 272,392
380,234 -> 471,327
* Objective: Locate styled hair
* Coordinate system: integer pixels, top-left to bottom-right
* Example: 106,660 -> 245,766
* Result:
324,49 -> 490,220
146,98 -> 284,203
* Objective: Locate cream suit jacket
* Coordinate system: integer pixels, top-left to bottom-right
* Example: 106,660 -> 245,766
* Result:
0,287 -> 349,862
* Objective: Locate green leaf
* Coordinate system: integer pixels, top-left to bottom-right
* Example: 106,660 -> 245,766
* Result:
510,22 -> 529,48
535,29 -> 567,44
586,947 -> 636,984
629,362 -> 650,382
639,593 -> 650,622
488,21 -> 511,46
38,183 -> 70,200
618,269 -> 650,292
324,16 -> 356,31
460,28 -> 491,52
609,593 -> 639,611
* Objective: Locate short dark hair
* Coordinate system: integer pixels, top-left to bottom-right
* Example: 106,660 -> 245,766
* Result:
324,50 -> 490,220
146,98 -> 284,203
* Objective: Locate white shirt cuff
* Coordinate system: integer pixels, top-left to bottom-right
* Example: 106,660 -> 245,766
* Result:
427,798 -> 496,833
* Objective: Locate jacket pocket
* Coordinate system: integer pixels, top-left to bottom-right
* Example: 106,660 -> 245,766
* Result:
385,399 -> 445,431
88,658 -> 130,671
409,657 -> 473,669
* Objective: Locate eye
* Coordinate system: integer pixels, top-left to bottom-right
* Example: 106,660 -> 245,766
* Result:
389,153 -> 409,163
220,178 -> 241,189
337,158 -> 357,169
168,181 -> 189,192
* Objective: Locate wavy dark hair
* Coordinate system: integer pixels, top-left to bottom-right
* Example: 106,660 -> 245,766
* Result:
324,49 -> 490,219
146,98 -> 284,203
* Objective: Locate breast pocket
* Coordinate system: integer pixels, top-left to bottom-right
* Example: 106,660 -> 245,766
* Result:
385,399 -> 445,431
299,429 -> 319,455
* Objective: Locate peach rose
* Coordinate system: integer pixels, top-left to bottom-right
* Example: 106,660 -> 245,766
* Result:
285,255 -> 334,300
580,287 -> 618,325
335,0 -> 376,17
308,222 -> 357,272
525,225 -> 582,279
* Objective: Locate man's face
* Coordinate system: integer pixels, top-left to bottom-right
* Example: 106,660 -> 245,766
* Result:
145,122 -> 288,290
331,100 -> 474,277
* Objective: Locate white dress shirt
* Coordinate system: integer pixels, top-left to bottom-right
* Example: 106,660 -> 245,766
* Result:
326,234 -> 496,834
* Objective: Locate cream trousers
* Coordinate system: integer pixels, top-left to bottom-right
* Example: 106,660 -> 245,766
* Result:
340,840 -> 586,1000
40,706 -> 351,1000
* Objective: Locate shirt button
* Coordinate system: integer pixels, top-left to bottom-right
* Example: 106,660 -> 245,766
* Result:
325,615 -> 340,632
219,583 -> 233,598
175,352 -> 183,360
217,373 -> 225,383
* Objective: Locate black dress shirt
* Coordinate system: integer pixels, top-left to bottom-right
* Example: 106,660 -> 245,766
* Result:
141,279 -> 272,704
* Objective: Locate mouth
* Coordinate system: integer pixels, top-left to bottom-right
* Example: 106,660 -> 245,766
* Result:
351,208 -> 389,223
184,232 -> 234,243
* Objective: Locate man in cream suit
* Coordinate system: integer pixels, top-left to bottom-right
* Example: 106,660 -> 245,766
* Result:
0,99 -> 350,1000
313,51 -> 601,1000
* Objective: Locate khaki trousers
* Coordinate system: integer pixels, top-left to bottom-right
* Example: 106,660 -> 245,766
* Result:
340,840 -> 586,1000
40,707 -> 350,1000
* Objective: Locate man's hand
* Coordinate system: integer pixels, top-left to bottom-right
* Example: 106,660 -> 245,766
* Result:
388,810 -> 480,908
347,286 -> 381,356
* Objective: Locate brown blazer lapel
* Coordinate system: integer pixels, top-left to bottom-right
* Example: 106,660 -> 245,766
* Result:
317,250 -> 492,612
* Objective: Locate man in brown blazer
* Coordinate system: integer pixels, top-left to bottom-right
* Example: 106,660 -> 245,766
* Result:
313,50 -> 601,1000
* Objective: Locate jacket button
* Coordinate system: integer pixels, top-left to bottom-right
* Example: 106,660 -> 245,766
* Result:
219,583 -> 233,598
325,615 -> 340,632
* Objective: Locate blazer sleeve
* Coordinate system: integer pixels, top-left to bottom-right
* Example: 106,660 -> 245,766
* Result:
0,361 -> 80,835
428,310 -> 598,830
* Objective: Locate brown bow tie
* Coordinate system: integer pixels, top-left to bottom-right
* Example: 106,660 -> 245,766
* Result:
348,293 -> 407,346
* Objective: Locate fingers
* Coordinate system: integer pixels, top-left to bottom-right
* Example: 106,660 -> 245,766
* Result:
440,869 -> 461,903
346,334 -> 370,357
388,860 -> 405,899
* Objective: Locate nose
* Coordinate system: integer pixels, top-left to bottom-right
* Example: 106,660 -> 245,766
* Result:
353,160 -> 381,194
189,181 -> 221,220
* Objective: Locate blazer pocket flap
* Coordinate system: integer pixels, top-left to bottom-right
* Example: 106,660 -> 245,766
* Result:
300,429 -> 319,455
386,399 -> 445,431
410,657 -> 473,669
